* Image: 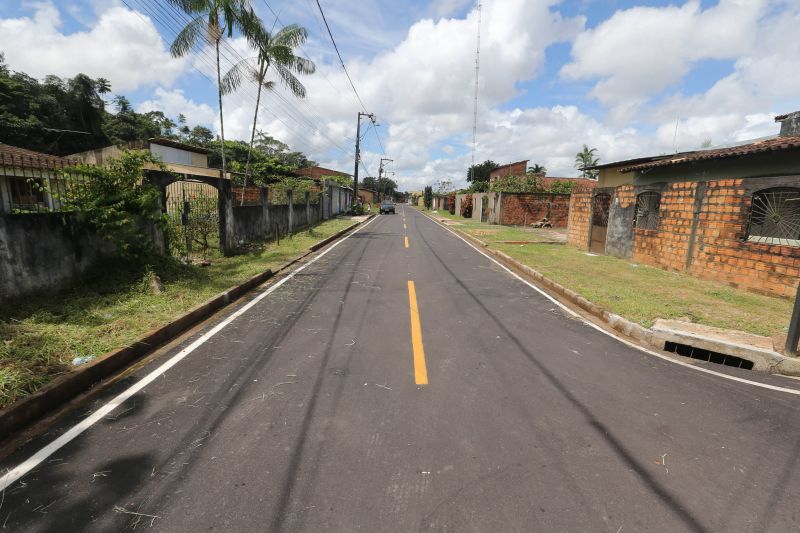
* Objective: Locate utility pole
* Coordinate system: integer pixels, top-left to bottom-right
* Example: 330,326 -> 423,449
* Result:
378,158 -> 393,200
353,111 -> 376,209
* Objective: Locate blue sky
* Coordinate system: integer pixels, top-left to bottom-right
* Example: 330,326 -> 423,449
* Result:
1,0 -> 798,188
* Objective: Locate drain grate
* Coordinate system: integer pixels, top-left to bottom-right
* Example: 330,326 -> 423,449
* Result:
664,341 -> 754,370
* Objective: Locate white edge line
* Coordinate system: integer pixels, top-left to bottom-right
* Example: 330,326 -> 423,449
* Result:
422,211 -> 800,397
0,216 -> 378,491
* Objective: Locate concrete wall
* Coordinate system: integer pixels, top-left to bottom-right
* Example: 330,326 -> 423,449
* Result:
0,214 -> 121,301
231,197 -> 322,248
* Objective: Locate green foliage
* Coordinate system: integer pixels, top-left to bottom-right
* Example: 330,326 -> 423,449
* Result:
489,174 -> 544,193
461,194 -> 473,218
466,159 -> 499,183
270,176 -> 317,205
448,192 -> 456,215
323,174 -> 352,188
575,144 -> 600,179
468,180 -> 489,193
528,163 -> 546,175
423,186 -> 433,209
52,151 -> 168,257
547,180 -> 578,194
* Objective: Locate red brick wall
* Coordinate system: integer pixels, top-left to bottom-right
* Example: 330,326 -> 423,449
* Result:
687,179 -> 800,298
232,185 -> 262,206
489,161 -> 528,183
567,187 -> 593,249
631,182 -> 696,272
501,193 -> 571,227
574,178 -> 800,298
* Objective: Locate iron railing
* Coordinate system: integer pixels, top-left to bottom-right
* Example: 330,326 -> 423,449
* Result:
0,153 -> 88,214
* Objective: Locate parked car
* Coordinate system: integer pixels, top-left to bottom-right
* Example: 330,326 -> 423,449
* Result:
380,200 -> 395,214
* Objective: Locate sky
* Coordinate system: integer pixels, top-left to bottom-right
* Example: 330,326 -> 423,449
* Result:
1,0 -> 799,190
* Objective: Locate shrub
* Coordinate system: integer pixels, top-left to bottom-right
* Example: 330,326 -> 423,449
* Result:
461,194 -> 473,218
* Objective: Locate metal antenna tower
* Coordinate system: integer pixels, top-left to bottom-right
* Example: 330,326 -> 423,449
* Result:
469,2 -> 482,181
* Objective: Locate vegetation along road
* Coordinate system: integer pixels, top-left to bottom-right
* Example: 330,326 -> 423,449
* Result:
2,206 -> 799,532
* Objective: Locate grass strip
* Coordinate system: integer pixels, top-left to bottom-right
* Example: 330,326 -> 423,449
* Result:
0,218 -> 355,408
427,208 -> 791,340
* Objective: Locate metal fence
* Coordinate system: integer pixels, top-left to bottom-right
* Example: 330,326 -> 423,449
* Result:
0,153 -> 88,214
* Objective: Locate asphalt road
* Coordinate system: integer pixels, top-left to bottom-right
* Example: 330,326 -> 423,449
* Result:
2,206 -> 800,532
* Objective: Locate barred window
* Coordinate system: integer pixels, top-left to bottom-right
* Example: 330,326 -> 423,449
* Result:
634,191 -> 661,230
748,187 -> 800,246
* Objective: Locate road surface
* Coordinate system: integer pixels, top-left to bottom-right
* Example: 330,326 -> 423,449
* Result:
2,206 -> 799,532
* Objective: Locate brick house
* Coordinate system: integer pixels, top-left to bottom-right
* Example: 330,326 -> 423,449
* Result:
295,165 -> 351,184
567,112 -> 800,298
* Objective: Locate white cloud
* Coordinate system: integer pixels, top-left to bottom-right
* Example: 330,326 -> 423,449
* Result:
0,2 -> 186,92
137,88 -> 217,127
561,0 -> 768,120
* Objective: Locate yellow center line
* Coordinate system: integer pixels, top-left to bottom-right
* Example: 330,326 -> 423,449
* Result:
403,223 -> 407,229
407,280 -> 429,385
404,236 -> 409,248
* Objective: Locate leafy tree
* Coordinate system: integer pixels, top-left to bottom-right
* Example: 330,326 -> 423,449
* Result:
187,126 -> 215,146
322,174 -> 352,188
466,159 -> 499,183
434,179 -> 453,194
168,0 -> 264,189
222,23 -> 315,200
575,144 -> 599,179
361,176 -> 377,190
527,163 -> 546,175
51,151 -> 167,257
468,180 -> 488,193
423,185 -> 433,209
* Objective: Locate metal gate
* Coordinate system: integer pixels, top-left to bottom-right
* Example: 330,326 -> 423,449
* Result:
165,180 -> 219,259
590,193 -> 611,254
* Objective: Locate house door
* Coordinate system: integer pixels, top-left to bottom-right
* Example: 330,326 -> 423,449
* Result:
590,193 -> 611,254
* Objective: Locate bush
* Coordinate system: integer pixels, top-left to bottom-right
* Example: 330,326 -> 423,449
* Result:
489,174 -> 544,193
448,192 -> 456,215
461,194 -> 473,218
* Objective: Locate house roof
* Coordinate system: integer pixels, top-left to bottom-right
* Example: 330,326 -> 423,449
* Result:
613,136 -> 800,173
0,143 -> 74,168
148,137 -> 212,154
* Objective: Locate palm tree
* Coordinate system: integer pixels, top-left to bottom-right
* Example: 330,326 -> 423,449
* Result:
575,144 -> 599,179
222,24 -> 315,199
527,163 -> 546,175
167,0 -> 262,189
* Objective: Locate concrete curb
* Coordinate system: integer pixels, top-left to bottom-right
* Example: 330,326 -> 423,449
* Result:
0,216 -> 373,438
422,211 -> 800,376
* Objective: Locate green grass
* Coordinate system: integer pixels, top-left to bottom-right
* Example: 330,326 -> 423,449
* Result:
0,218 -> 356,409
429,208 -> 792,339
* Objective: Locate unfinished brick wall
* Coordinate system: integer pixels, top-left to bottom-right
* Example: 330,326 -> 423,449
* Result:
569,176 -> 800,298
489,161 -> 528,183
567,187 -> 593,249
232,185 -> 262,206
501,193 -> 571,226
631,182 -> 697,272
687,178 -> 800,298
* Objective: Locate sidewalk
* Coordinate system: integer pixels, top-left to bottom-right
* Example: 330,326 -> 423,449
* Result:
426,209 -> 796,369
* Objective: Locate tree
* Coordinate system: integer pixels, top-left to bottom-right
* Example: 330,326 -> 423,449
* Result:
466,159 -> 499,183
168,0 -> 263,190
222,23 -> 315,202
527,163 -> 546,175
423,186 -> 433,209
434,179 -> 453,194
575,144 -> 599,179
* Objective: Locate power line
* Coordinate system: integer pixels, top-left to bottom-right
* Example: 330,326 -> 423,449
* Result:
313,0 -> 368,112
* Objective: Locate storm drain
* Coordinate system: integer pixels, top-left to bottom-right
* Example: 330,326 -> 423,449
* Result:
663,341 -> 754,370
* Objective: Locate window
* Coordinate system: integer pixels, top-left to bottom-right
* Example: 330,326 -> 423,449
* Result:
9,176 -> 45,211
634,191 -> 661,230
748,187 -> 800,246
